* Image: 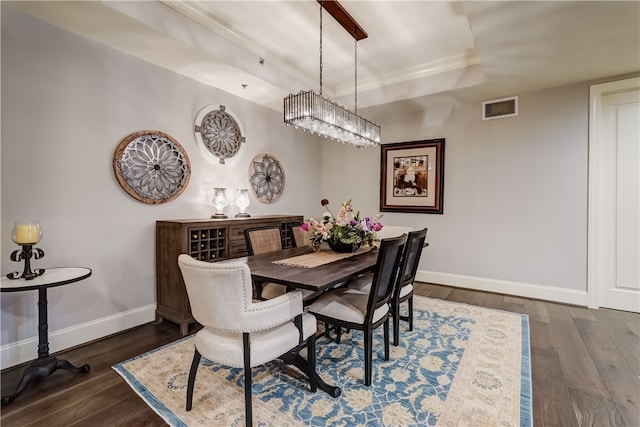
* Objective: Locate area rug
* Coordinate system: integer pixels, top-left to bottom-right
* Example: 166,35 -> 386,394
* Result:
113,296 -> 531,426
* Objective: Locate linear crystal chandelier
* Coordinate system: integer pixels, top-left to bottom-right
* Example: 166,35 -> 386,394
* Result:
283,1 -> 381,148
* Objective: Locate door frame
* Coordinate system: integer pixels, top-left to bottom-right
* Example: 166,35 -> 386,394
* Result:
587,76 -> 640,309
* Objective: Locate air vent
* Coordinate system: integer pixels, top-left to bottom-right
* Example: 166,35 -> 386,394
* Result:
482,96 -> 518,120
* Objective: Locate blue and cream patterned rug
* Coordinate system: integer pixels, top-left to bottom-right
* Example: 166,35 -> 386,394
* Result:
113,296 -> 531,426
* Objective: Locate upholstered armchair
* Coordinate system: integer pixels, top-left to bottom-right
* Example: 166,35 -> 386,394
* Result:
177,254 -> 318,427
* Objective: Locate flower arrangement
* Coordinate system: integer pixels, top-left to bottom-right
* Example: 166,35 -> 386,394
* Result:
300,199 -> 383,252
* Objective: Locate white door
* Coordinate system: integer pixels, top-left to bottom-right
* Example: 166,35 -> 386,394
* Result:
588,77 -> 640,312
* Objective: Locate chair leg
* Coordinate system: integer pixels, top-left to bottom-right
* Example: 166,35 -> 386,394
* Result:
364,328 -> 373,386
253,280 -> 265,300
243,333 -> 253,427
392,300 -> 400,346
186,349 -> 201,411
408,294 -> 414,331
384,318 -> 390,361
307,334 -> 317,393
336,326 -> 342,344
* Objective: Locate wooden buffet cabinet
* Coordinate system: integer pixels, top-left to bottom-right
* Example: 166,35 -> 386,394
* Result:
155,215 -> 303,335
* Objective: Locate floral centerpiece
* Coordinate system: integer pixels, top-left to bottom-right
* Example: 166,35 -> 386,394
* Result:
300,199 -> 383,253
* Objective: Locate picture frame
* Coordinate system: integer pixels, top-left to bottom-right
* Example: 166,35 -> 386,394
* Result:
380,138 -> 445,214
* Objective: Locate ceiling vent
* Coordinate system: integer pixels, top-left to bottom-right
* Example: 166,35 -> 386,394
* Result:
482,96 -> 518,120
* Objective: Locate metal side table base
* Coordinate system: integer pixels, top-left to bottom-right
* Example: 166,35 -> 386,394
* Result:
2,356 -> 90,405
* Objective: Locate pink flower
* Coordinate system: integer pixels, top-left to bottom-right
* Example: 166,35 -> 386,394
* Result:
373,222 -> 383,232
300,222 -> 310,232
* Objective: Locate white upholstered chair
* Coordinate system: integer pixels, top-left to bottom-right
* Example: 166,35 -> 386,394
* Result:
307,234 -> 407,386
177,254 -> 318,427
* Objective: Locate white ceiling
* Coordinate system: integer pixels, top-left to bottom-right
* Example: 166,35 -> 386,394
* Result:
5,1 -> 640,117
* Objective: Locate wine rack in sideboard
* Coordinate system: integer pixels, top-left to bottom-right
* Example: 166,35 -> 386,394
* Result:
155,215 -> 303,335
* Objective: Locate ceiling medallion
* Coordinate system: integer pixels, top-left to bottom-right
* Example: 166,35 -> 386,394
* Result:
194,104 -> 245,164
113,130 -> 191,204
248,153 -> 285,204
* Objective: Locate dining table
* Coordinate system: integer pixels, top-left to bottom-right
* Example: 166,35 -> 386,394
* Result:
234,244 -> 380,398
240,245 -> 379,293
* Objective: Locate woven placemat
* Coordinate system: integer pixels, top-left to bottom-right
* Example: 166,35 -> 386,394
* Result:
273,246 -> 371,268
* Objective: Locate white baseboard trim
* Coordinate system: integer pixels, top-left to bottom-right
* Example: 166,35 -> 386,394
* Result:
1,273 -> 587,370
1,304 -> 156,370
416,270 -> 589,307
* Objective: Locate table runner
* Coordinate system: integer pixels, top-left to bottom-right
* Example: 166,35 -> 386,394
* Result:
273,246 -> 372,268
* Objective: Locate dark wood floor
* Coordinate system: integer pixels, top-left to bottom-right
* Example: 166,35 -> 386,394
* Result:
2,283 -> 638,426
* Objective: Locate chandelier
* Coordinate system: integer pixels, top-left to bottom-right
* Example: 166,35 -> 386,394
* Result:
283,1 -> 381,148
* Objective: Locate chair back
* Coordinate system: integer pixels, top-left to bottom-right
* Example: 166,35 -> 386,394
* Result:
366,234 -> 407,322
244,226 -> 283,255
290,224 -> 308,248
394,228 -> 428,298
375,225 -> 413,240
178,254 -> 253,332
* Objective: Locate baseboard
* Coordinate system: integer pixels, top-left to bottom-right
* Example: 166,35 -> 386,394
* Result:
1,304 -> 156,370
416,270 -> 589,306
1,273 -> 587,370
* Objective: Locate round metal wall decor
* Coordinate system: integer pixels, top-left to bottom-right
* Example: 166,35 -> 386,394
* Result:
113,130 -> 191,204
194,104 -> 245,164
248,153 -> 285,204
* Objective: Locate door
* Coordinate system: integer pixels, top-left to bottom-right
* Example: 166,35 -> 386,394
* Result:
588,77 -> 640,312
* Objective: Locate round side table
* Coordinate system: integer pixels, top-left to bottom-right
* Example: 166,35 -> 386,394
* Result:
1,267 -> 92,405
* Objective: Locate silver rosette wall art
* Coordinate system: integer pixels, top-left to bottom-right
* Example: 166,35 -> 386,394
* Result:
194,104 -> 245,164
113,130 -> 191,204
248,153 -> 285,204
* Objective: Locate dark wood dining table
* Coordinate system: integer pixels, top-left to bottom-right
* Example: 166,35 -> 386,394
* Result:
234,245 -> 380,398
239,246 -> 379,293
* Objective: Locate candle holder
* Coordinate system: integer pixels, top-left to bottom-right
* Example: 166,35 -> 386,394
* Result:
7,221 -> 45,280
234,189 -> 251,218
211,188 -> 228,218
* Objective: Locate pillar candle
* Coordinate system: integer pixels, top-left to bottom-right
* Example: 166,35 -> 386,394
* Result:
14,223 -> 41,244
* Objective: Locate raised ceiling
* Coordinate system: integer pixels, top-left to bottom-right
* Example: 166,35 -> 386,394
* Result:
5,1 -> 640,117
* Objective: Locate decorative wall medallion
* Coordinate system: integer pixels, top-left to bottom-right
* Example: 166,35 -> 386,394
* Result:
248,153 -> 285,204
194,104 -> 245,164
113,130 -> 191,204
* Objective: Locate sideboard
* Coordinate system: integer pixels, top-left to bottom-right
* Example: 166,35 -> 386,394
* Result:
155,215 -> 303,335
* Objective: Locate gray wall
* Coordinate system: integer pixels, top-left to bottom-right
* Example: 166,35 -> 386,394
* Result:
0,7 -> 322,367
323,85 -> 589,297
0,5 -> 610,367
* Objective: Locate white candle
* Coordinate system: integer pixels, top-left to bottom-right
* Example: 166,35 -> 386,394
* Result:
12,222 -> 42,244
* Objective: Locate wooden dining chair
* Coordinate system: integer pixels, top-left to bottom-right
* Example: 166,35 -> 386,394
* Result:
244,226 -> 288,299
289,224 -> 309,248
349,228 -> 428,346
390,228 -> 428,345
307,234 -> 407,386
178,255 -> 317,427
244,226 -> 317,301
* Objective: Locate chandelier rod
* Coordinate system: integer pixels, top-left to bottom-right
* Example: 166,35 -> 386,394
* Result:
319,2 -> 323,96
316,0 -> 368,41
354,37 -> 358,114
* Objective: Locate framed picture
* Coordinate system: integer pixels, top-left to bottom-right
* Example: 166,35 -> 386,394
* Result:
380,139 -> 445,214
